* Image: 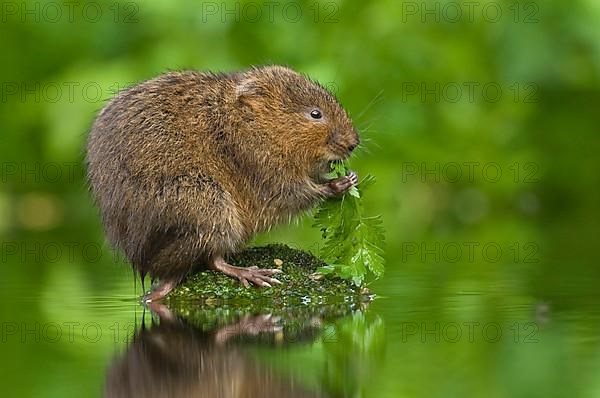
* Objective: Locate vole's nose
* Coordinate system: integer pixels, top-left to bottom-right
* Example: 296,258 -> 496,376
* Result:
348,143 -> 357,152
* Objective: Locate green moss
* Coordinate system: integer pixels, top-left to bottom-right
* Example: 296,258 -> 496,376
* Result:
166,244 -> 371,310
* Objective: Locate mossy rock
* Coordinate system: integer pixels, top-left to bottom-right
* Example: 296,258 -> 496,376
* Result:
166,244 -> 370,309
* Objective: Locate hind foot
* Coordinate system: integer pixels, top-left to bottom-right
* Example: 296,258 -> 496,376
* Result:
141,280 -> 177,303
209,255 -> 283,288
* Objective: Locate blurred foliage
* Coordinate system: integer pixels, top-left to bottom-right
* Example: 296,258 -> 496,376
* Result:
1,0 -> 600,396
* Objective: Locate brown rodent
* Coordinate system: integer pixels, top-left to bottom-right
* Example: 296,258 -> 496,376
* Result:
86,65 -> 360,301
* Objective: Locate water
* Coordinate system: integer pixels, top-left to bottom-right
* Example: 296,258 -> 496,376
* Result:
3,235 -> 600,398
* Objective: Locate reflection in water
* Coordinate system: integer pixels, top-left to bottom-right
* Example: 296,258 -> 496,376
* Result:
104,301 -> 383,398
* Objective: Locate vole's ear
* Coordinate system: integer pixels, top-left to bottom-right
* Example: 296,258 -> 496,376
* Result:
235,77 -> 261,108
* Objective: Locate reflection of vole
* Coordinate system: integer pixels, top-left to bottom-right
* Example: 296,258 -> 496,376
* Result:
86,65 -> 359,301
103,314 -> 321,398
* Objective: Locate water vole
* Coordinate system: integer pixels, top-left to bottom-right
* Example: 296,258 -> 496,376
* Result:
86,65 -> 360,301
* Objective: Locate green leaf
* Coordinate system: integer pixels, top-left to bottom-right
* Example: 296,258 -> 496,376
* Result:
330,161 -> 347,177
349,186 -> 361,198
313,161 -> 386,286
316,265 -> 335,275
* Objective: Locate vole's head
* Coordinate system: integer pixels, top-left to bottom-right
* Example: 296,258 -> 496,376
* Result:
235,65 -> 360,177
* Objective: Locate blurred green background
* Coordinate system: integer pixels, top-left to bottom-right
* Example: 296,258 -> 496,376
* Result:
1,0 -> 600,396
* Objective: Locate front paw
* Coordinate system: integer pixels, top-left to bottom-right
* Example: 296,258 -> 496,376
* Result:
327,170 -> 358,196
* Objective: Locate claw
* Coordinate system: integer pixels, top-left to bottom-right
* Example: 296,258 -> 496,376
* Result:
348,170 -> 359,185
140,280 -> 176,303
327,170 -> 359,195
210,256 -> 286,288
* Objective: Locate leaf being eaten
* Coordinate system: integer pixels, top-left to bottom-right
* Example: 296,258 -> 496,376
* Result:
313,162 -> 385,286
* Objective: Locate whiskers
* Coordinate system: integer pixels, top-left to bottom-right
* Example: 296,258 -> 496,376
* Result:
354,89 -> 384,122
351,89 -> 384,160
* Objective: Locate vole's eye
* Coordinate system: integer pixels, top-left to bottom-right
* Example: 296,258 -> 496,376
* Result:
310,109 -> 322,119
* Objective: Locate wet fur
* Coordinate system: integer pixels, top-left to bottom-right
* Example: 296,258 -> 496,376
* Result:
86,65 -> 359,283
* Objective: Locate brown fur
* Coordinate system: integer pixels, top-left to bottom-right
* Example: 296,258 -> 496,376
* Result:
86,65 -> 359,283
